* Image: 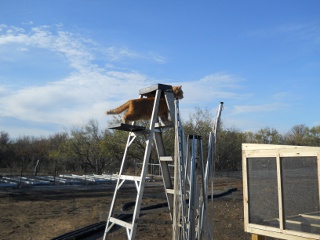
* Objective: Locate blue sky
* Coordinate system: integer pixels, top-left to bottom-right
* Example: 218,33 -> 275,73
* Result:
1,1 -> 320,138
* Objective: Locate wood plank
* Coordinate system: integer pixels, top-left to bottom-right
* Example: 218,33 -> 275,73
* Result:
252,234 -> 265,240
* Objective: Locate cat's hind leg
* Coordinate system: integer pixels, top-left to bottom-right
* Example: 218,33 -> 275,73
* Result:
123,112 -> 137,124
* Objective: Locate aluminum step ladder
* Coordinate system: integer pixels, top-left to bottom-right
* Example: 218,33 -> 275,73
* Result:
173,101 -> 224,240
174,133 -> 206,240
103,84 -> 176,240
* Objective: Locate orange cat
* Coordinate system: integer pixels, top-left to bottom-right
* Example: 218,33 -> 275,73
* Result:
106,86 -> 183,124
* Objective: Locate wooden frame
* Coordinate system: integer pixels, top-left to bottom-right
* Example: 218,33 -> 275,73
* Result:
242,144 -> 320,240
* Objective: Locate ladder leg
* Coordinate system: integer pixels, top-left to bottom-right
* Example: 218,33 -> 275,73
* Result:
129,88 -> 163,239
103,133 -> 135,239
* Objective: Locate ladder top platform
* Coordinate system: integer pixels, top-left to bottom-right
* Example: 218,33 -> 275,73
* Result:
139,84 -> 173,96
109,123 -> 146,132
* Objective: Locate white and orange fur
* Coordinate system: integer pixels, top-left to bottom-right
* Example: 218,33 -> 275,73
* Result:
106,86 -> 183,124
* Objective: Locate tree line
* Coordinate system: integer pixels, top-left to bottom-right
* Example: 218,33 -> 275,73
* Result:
1,108 -> 320,176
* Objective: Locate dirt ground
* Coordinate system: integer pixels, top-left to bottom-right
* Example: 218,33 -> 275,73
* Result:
0,175 -> 252,240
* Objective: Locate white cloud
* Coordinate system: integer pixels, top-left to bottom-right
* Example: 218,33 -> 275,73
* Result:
0,85 -> 7,94
104,46 -> 140,61
103,46 -> 166,64
17,47 -> 29,52
248,21 -> 320,50
0,24 -> 251,137
0,70 -> 152,127
180,73 -> 246,106
277,22 -> 320,42
0,24 -> 164,74
147,51 -> 166,64
0,25 -> 158,136
231,102 -> 287,115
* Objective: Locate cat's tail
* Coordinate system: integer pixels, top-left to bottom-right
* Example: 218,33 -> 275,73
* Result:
106,101 -> 130,115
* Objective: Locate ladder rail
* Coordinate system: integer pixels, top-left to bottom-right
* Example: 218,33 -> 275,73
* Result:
103,130 -> 136,240
205,102 -> 224,202
128,88 -> 162,239
164,90 -> 176,124
198,137 -> 206,240
187,135 -> 198,240
173,99 -> 188,240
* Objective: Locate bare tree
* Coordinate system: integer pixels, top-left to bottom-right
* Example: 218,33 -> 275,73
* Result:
68,120 -> 109,174
307,125 -> 320,146
284,124 -> 309,145
0,132 -> 11,168
249,127 -> 283,144
216,127 -> 245,171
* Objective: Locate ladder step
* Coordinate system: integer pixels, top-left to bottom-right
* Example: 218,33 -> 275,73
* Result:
166,188 -> 176,194
155,122 -> 174,128
109,217 -> 133,229
119,175 -> 141,181
160,156 -> 173,162
115,207 -> 167,216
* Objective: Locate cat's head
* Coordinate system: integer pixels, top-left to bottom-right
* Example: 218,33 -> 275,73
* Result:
172,85 -> 184,99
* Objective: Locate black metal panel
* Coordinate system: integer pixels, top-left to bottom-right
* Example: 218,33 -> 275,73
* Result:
108,123 -> 146,132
